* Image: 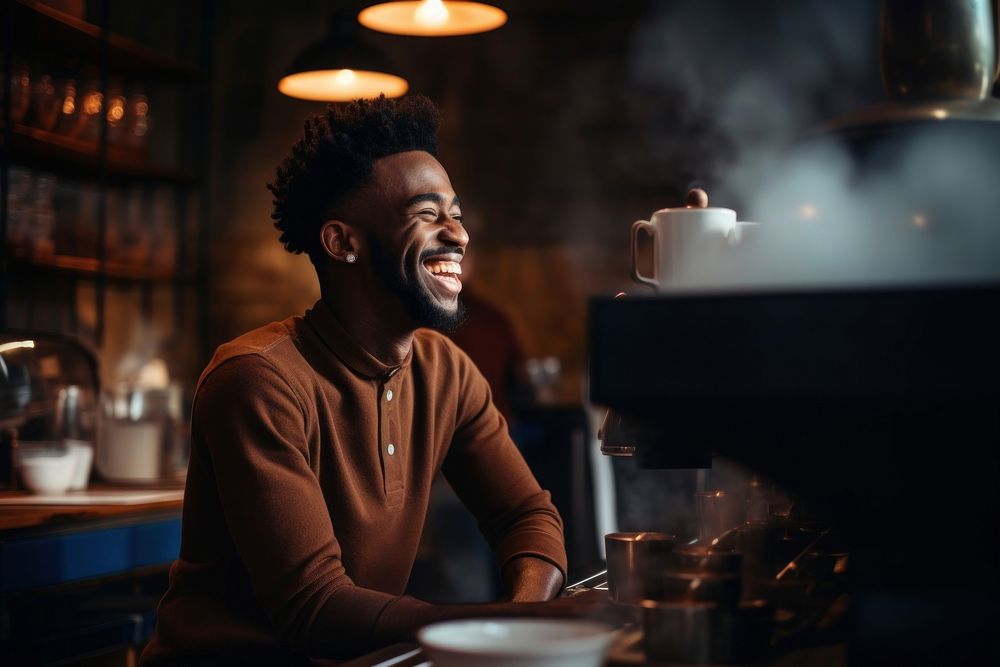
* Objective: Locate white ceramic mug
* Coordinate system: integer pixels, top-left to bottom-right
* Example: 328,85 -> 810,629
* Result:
630,206 -> 733,290
631,190 -> 757,290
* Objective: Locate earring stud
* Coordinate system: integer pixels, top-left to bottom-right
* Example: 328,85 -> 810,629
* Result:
346,253 -> 357,264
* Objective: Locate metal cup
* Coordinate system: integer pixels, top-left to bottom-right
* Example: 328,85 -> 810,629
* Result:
605,532 -> 676,603
672,546 -> 744,575
694,490 -> 741,545
642,600 -> 774,665
660,571 -> 743,607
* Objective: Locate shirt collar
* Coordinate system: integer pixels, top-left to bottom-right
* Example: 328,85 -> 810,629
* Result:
302,299 -> 412,381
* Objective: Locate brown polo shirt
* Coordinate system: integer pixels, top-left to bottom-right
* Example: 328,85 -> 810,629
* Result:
141,300 -> 567,665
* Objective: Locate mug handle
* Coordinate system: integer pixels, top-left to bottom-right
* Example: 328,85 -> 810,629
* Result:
631,219 -> 659,289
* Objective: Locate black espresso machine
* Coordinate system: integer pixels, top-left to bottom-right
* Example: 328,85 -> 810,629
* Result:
589,2 -> 1000,662
590,284 -> 1000,665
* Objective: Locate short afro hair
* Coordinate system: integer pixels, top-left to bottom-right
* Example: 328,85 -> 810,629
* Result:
267,95 -> 440,258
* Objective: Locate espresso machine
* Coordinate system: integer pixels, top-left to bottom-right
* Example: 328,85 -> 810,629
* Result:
589,2 -> 1000,664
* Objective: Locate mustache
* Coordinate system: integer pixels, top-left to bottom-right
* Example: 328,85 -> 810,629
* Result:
419,246 -> 465,262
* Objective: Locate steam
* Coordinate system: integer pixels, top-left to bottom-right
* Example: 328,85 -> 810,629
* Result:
684,132 -> 1000,289
628,0 -> 1000,290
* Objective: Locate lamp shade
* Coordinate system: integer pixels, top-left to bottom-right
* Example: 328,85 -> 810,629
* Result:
278,13 -> 409,102
358,1 -> 507,37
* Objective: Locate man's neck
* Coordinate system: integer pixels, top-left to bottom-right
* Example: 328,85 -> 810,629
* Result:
321,293 -> 414,368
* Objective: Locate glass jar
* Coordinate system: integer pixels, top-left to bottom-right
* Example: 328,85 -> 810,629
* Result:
126,92 -> 151,151
7,167 -> 34,253
79,80 -> 103,142
31,173 -> 57,258
8,65 -> 31,124
31,73 -> 59,131
105,85 -> 127,145
56,79 -> 80,136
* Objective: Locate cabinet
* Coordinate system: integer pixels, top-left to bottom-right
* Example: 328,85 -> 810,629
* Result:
1,0 -> 211,392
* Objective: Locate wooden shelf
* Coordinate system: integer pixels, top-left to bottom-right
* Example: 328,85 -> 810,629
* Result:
9,0 -> 200,81
7,253 -> 177,282
1,123 -> 197,185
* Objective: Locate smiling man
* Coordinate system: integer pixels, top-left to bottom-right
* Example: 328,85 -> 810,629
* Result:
141,96 -> 572,666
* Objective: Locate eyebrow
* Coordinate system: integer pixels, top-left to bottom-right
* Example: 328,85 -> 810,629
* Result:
405,193 -> 461,208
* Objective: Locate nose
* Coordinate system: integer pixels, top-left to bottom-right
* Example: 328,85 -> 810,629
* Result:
440,215 -> 469,249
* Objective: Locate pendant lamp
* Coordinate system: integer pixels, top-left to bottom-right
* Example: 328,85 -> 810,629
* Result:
358,0 -> 507,37
278,12 -> 409,102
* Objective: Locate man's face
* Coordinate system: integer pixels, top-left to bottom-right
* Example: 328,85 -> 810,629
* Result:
364,151 -> 470,331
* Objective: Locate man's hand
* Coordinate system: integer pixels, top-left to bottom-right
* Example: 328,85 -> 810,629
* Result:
502,556 -> 564,602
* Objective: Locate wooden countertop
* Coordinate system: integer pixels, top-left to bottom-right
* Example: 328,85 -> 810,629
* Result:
0,484 -> 183,532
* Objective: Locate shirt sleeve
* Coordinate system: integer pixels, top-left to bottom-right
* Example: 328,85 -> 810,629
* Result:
193,355 -> 414,657
440,347 -> 569,581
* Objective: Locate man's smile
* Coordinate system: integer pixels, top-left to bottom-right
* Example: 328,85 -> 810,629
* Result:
421,253 -> 464,298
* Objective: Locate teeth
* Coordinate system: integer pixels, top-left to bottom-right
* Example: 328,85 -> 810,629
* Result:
425,261 -> 462,276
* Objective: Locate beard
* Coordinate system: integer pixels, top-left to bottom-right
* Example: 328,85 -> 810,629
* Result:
368,234 -> 467,332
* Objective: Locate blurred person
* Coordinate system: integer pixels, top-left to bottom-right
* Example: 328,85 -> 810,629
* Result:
142,96 -> 603,667
446,248 -> 533,423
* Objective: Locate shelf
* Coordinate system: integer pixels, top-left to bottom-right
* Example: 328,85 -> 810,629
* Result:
1,123 -> 197,185
7,254 -> 177,283
9,0 -> 200,81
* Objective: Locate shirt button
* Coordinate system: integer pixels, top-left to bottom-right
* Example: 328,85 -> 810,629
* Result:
386,389 -> 393,402
387,443 -> 395,456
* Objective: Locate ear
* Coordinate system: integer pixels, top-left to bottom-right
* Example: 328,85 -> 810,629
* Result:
319,220 -> 361,264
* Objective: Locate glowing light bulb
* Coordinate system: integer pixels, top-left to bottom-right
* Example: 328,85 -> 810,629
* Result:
334,69 -> 357,86
359,1 -> 506,37
931,108 -> 948,120
799,203 -> 818,220
414,0 -> 449,26
279,69 -> 409,101
913,213 -> 927,228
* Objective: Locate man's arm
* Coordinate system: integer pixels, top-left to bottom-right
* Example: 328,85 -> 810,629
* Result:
503,555 -> 564,602
440,343 -> 569,597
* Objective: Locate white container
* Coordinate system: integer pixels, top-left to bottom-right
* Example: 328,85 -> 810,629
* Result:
418,619 -> 616,667
17,449 -> 77,495
97,419 -> 161,482
66,440 -> 94,490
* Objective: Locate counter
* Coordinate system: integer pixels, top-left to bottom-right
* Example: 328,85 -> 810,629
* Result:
0,486 -> 183,664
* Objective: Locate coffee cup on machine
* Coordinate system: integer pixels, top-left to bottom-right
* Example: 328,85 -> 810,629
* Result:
605,532 -> 676,604
630,188 -> 756,291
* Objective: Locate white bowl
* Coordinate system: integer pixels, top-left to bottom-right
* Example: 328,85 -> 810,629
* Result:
17,450 -> 77,495
417,618 -> 617,667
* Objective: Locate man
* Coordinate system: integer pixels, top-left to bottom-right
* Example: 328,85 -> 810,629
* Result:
141,96 -> 581,665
